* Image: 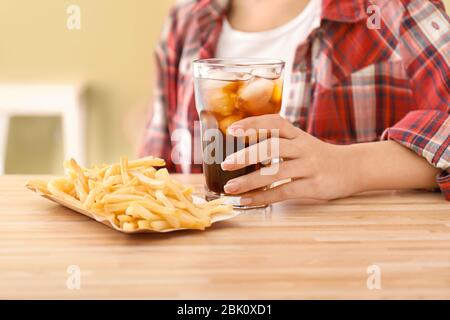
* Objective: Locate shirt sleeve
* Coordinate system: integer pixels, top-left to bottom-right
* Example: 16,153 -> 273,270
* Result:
138,8 -> 178,172
382,0 -> 450,200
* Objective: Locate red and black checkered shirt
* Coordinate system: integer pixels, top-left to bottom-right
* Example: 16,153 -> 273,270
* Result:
139,0 -> 450,200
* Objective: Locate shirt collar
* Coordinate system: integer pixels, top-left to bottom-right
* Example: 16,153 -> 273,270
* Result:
321,0 -> 369,23
197,0 -> 369,24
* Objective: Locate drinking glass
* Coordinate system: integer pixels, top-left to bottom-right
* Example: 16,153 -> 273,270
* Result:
193,58 -> 285,209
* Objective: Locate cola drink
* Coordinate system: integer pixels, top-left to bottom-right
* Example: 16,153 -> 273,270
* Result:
193,59 -> 284,208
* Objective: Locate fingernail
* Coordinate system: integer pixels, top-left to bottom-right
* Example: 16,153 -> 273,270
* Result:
227,125 -> 243,135
224,180 -> 240,193
221,156 -> 234,170
240,197 -> 252,206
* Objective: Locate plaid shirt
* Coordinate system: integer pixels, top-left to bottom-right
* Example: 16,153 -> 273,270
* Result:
139,0 -> 450,200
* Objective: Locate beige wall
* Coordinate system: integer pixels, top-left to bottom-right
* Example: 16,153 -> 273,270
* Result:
1,0 -> 449,173
0,0 -> 174,173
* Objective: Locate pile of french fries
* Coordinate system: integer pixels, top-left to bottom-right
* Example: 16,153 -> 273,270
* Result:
27,156 -> 232,232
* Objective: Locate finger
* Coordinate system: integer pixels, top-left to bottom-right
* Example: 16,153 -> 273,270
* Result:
239,179 -> 316,206
223,159 -> 310,194
227,114 -> 301,139
221,138 -> 300,171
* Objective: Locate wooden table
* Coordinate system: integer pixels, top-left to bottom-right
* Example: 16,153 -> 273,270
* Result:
1,175 -> 449,299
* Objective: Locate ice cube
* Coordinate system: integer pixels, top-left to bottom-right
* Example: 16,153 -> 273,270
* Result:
203,88 -> 237,116
270,79 -> 283,105
206,70 -> 239,81
250,68 -> 279,80
233,72 -> 253,81
201,78 -> 229,91
238,78 -> 275,115
201,77 -> 241,93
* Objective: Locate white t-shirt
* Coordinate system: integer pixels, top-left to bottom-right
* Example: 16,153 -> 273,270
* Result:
215,0 -> 322,113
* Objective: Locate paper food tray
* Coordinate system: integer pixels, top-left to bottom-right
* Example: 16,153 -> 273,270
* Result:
26,183 -> 240,234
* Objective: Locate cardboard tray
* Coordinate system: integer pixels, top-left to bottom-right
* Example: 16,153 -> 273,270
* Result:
26,182 -> 240,234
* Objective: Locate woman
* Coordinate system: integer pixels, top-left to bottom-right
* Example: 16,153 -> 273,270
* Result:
140,0 -> 450,205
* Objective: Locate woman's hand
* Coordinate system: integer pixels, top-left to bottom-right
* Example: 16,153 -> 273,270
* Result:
220,114 -> 359,206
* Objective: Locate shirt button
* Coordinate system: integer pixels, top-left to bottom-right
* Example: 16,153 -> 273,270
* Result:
431,21 -> 440,30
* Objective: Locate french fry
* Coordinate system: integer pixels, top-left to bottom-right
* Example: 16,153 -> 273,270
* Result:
122,221 -> 137,232
31,155 -> 233,233
123,176 -> 139,187
47,178 -> 81,207
158,212 -> 180,229
130,170 -> 165,189
83,186 -> 98,210
138,198 -> 176,215
69,159 -> 89,193
137,220 -> 152,230
167,196 -> 187,209
157,169 -> 209,220
87,179 -> 97,191
104,202 -> 134,214
102,175 -> 122,189
143,167 -> 157,177
117,214 -> 135,223
102,194 -> 145,204
112,186 -> 136,194
150,220 -> 171,232
74,179 -> 88,203
26,179 -> 49,195
120,156 -> 129,184
90,203 -> 111,218
104,164 -> 120,181
155,190 -> 175,209
126,203 -> 160,221
176,210 -> 208,230
128,156 -> 165,168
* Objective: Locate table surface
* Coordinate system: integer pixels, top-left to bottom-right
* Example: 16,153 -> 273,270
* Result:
1,174 -> 449,299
